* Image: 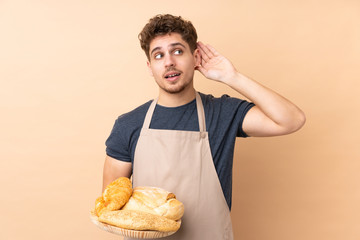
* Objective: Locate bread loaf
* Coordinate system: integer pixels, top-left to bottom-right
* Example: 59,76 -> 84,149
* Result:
99,209 -> 181,232
95,177 -> 132,216
122,186 -> 184,221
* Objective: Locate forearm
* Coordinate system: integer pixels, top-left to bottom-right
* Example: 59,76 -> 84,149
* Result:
226,72 -> 306,133
102,155 -> 132,192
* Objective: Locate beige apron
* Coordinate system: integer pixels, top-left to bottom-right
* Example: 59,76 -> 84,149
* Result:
128,92 -> 233,240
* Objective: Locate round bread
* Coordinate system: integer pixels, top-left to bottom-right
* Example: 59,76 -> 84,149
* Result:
121,186 -> 184,221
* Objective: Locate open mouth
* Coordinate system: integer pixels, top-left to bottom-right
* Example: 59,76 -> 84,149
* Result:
165,73 -> 181,79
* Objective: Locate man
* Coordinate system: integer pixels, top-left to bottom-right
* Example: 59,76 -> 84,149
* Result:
103,14 -> 305,239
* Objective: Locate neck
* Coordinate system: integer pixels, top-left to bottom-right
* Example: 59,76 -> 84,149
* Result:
157,87 -> 196,107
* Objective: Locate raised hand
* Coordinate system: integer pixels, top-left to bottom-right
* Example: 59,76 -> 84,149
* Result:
196,41 -> 237,84
195,42 -> 306,138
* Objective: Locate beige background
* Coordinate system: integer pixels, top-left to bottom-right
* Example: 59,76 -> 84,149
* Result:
1,0 -> 359,239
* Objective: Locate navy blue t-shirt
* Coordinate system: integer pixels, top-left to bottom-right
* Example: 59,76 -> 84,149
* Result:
106,92 -> 255,209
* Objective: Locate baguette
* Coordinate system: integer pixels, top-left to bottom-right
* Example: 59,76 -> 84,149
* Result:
99,209 -> 181,232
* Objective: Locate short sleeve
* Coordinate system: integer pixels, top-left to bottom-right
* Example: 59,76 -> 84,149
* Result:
213,94 -> 254,138
105,101 -> 151,163
236,101 -> 255,137
105,116 -> 132,162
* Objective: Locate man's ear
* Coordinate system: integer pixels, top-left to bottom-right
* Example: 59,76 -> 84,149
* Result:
193,49 -> 201,68
147,61 -> 153,77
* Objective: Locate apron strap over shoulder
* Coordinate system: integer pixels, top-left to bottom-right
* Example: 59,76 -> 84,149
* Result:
195,92 -> 206,133
143,97 -> 158,129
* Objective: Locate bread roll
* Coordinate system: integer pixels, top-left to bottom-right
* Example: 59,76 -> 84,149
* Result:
99,209 -> 181,232
122,186 -> 184,221
95,177 -> 132,216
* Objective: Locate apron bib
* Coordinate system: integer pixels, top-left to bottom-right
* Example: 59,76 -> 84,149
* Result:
128,92 -> 233,240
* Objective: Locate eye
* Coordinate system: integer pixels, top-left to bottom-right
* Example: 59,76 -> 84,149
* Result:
173,49 -> 183,55
154,53 -> 163,59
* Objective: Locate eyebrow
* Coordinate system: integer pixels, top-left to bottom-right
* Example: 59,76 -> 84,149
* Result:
150,42 -> 186,56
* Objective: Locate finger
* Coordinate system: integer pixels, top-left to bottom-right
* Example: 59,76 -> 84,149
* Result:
197,42 -> 213,59
197,42 -> 212,62
197,47 -> 209,64
205,44 -> 220,57
199,53 -> 207,66
195,46 -> 205,63
197,41 -> 217,59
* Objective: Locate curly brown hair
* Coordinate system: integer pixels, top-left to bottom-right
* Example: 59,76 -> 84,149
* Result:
139,14 -> 198,60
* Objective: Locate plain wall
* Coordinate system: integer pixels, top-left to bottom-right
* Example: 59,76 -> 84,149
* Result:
0,0 -> 359,239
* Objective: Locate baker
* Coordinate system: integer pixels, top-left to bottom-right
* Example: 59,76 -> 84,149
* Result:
102,14 -> 306,239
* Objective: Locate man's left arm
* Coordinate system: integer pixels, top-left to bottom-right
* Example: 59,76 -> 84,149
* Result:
196,42 -> 306,137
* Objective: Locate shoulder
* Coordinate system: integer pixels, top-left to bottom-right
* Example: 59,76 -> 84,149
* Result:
198,92 -> 254,137
113,100 -> 152,130
105,100 -> 153,162
199,92 -> 253,111
107,100 -> 152,144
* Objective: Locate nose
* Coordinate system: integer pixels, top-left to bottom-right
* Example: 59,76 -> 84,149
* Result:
164,53 -> 175,68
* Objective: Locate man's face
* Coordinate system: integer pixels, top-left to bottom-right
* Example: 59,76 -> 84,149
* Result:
147,33 -> 200,95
